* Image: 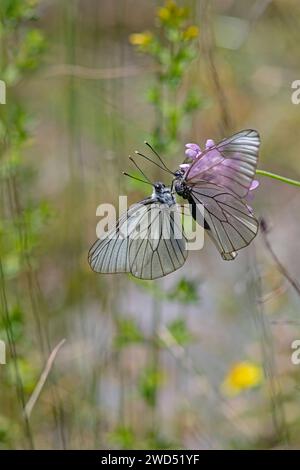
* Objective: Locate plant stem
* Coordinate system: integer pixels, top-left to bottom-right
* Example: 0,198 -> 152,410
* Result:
261,229 -> 300,296
250,251 -> 290,445
256,170 -> 300,188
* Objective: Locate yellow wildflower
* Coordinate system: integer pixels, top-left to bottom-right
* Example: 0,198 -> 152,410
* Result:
129,31 -> 153,47
221,361 -> 263,396
157,1 -> 187,22
183,25 -> 199,40
157,6 -> 170,22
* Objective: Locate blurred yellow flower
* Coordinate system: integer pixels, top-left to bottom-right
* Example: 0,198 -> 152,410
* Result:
129,31 -> 153,47
157,6 -> 171,21
221,361 -> 263,396
183,25 -> 199,40
157,1 -> 187,22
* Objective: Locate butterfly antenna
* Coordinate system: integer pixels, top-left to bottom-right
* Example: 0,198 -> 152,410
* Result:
129,156 -> 153,184
122,172 -> 152,186
144,141 -> 173,173
135,150 -> 173,175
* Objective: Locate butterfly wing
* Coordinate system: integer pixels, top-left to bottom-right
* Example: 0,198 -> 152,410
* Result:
129,203 -> 187,279
186,129 -> 260,198
88,202 -> 143,275
88,200 -> 187,279
187,183 -> 258,260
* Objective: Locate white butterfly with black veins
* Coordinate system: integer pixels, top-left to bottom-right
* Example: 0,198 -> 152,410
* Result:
174,129 -> 260,260
89,129 -> 260,279
88,182 -> 187,280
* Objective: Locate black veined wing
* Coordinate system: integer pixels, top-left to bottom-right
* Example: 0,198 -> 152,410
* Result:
88,186 -> 188,280
186,182 -> 258,260
185,129 -> 260,198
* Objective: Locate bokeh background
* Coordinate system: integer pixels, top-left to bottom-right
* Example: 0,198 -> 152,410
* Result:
1,0 -> 300,450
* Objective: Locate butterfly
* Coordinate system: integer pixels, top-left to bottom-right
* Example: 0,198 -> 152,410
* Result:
88,181 -> 188,280
173,129 -> 260,260
88,129 -> 260,279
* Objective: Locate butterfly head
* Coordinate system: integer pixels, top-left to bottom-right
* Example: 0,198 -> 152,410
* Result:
174,168 -> 185,178
152,182 -> 175,206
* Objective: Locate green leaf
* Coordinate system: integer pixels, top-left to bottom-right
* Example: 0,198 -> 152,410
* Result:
167,318 -> 193,346
114,317 -> 143,348
167,277 -> 199,304
184,89 -> 202,113
146,85 -> 161,105
6,357 -> 39,394
0,304 -> 24,342
17,29 -> 46,71
0,415 -> 11,445
109,426 -> 135,450
165,28 -> 181,43
3,64 -> 20,86
0,0 -> 40,22
138,365 -> 164,407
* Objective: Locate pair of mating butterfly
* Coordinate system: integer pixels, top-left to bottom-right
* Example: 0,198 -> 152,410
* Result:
89,129 -> 260,279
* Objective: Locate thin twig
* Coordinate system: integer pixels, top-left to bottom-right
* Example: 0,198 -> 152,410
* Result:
261,225 -> 300,296
200,0 -> 232,133
257,284 -> 287,304
24,339 -> 66,419
249,248 -> 290,446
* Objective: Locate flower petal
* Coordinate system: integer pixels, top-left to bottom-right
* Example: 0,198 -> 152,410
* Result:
185,143 -> 201,159
205,139 -> 215,149
250,179 -> 259,191
185,143 -> 200,150
185,148 -> 198,159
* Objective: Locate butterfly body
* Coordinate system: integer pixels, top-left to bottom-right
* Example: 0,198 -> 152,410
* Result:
152,181 -> 176,206
173,177 -> 191,199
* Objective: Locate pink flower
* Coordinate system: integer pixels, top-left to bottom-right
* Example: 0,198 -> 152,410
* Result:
250,180 -> 259,191
205,139 -> 215,149
185,143 -> 201,160
246,180 -> 259,210
182,139 -> 259,201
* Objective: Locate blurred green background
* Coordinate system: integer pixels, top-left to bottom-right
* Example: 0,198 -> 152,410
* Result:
1,0 -> 300,450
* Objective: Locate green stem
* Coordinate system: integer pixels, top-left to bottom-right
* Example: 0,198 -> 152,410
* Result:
256,169 -> 300,188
